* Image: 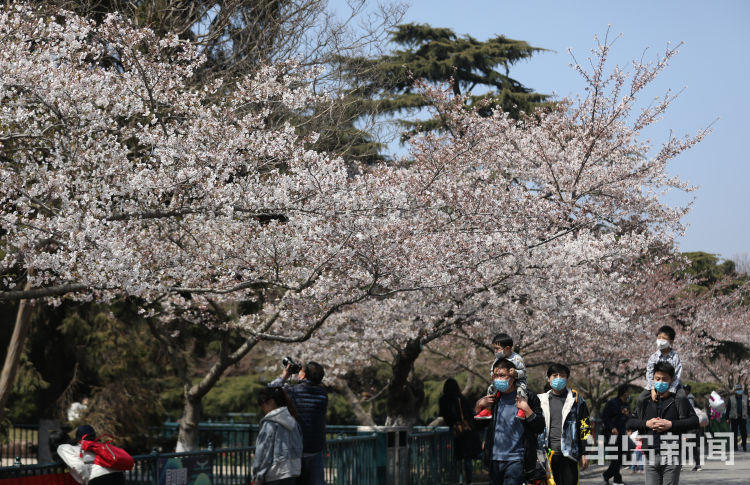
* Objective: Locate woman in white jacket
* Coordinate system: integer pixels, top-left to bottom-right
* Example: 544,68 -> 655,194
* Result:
57,425 -> 125,485
251,387 -> 303,485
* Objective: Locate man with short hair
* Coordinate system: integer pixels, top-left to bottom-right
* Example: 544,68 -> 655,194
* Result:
474,357 -> 545,485
270,361 -> 328,485
538,363 -> 591,485
725,383 -> 748,452
627,361 -> 698,485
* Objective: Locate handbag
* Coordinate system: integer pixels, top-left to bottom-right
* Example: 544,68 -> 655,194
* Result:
452,397 -> 473,435
80,434 -> 135,471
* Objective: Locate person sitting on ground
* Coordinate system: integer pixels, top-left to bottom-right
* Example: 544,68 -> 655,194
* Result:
252,387 -> 303,485
57,425 -> 125,485
476,333 -> 528,420
626,361 -> 698,485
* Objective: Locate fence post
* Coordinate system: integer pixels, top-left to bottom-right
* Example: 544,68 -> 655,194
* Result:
151,447 -> 159,485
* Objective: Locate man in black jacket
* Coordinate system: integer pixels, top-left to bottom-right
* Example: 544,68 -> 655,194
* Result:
600,384 -> 630,485
270,361 -> 328,485
626,361 -> 698,485
475,358 -> 545,485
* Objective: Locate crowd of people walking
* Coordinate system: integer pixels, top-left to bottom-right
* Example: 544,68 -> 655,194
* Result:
439,327 -> 748,485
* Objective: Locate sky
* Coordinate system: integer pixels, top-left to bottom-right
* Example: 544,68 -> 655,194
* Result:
330,0 -> 750,260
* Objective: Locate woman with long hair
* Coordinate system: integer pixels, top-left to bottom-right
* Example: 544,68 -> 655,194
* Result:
439,378 -> 482,484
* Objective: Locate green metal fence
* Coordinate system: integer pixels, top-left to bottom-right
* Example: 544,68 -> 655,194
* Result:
0,427 -> 455,485
1,424 -> 39,465
325,434 -> 377,485
408,430 -> 458,485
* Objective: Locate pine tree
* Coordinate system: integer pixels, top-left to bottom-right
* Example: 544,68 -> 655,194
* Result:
334,22 -> 548,155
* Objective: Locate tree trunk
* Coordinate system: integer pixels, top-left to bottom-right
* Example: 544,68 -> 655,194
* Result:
332,378 -> 375,426
0,283 -> 34,420
384,339 -> 424,428
462,372 -> 475,396
175,391 -> 202,452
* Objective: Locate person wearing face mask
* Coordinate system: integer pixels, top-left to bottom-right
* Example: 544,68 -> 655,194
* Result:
475,333 -> 528,420
538,363 -> 591,485
636,325 -> 685,413
474,358 -> 544,485
724,383 -> 748,452
626,361 -> 698,485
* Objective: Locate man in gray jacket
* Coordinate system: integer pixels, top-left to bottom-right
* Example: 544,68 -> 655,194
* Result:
725,383 -> 748,452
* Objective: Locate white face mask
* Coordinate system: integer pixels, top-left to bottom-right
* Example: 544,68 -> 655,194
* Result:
656,338 -> 670,351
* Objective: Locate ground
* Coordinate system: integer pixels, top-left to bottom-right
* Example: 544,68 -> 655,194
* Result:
465,448 -> 750,484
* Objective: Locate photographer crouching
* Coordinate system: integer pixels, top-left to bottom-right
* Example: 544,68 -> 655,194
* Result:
269,358 -> 328,485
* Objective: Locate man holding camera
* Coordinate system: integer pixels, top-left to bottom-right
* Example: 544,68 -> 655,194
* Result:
269,359 -> 328,485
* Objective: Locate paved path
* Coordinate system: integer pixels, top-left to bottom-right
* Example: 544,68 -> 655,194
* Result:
465,449 -> 750,484
580,449 -> 750,485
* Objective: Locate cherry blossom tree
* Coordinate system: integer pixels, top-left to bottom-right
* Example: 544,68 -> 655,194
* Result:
0,3 -> 429,447
278,34 -> 710,425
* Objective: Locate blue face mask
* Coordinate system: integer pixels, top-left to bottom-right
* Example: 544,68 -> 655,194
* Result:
550,377 -> 566,391
737,390 -> 744,395
494,379 -> 510,392
654,381 -> 669,394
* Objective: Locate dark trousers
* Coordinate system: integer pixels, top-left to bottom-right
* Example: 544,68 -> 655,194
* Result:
297,452 -> 325,485
686,427 -> 704,466
731,418 -> 748,451
89,472 -> 125,485
549,454 -> 578,485
602,434 -> 625,482
489,459 -> 523,485
460,457 -> 473,484
602,456 -> 622,482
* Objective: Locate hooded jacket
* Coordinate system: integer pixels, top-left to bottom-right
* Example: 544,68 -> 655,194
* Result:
538,388 -> 591,462
252,407 -> 303,484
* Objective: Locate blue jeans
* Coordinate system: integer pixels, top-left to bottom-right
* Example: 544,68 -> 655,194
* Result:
297,452 -> 325,485
489,459 -> 523,485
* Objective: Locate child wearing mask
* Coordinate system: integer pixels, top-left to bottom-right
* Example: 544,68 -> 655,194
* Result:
636,325 -> 685,410
475,332 -> 528,420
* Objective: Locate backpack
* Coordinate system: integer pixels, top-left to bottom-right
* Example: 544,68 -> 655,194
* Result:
80,434 -> 135,471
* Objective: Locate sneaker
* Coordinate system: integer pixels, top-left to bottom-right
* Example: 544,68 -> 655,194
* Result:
693,465 -> 703,471
613,481 -> 625,485
474,407 -> 492,420
601,473 -> 610,484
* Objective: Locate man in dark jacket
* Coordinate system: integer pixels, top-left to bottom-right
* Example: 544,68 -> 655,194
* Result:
475,358 -> 545,485
270,361 -> 328,485
627,361 -> 698,485
600,384 -> 630,485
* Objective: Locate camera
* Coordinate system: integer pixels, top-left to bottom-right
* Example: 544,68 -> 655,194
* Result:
282,357 -> 302,374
